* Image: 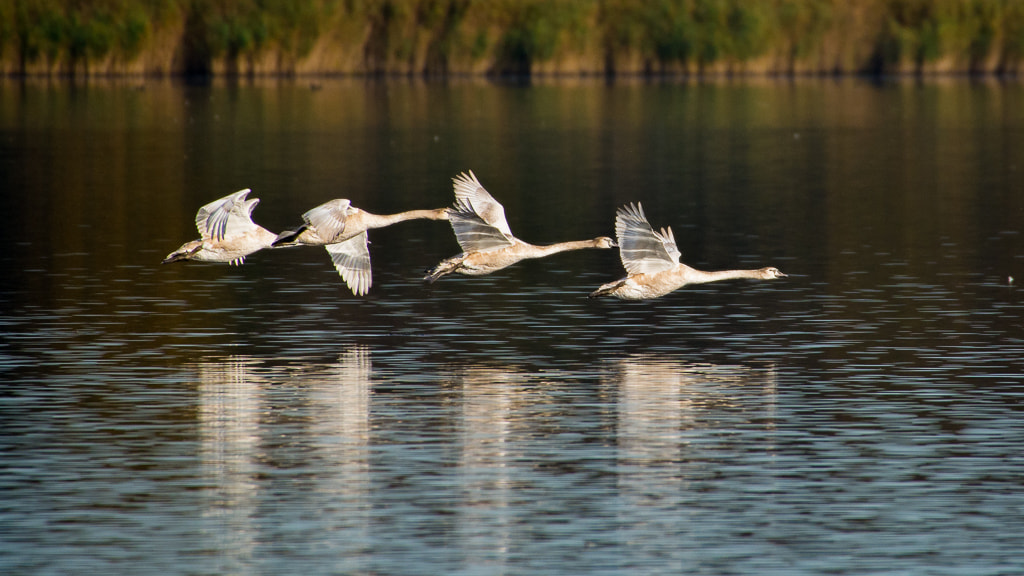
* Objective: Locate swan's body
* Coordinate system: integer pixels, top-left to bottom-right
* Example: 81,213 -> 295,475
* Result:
590,203 -> 786,300
162,189 -> 276,266
273,199 -> 448,296
424,171 -> 615,283
272,200 -> 449,247
426,237 -> 616,281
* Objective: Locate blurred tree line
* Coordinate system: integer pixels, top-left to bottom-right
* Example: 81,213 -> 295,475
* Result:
2,0 -> 1024,76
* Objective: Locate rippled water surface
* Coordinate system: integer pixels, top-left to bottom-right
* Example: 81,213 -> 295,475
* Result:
1,78 -> 1023,575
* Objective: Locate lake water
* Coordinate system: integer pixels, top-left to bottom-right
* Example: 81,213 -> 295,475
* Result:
1,77 -> 1023,575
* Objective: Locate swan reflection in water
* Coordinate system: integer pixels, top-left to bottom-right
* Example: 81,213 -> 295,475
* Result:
197,355 -> 263,569
304,345 -> 372,548
611,355 -> 778,453
453,365 -> 542,568
196,349 -> 372,569
609,355 -> 778,536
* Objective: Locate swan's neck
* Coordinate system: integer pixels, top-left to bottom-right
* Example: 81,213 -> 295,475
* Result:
362,208 -> 448,229
528,239 -> 602,258
684,267 -> 764,285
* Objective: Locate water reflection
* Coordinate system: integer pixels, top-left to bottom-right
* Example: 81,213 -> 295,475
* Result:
195,348 -> 373,571
454,366 -> 524,570
612,354 -> 778,455
610,354 -> 779,565
4,78 -> 1024,575
309,346 -> 373,569
197,356 -> 262,571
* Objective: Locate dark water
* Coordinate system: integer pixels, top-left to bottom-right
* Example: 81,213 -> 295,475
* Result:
1,77 -> 1023,575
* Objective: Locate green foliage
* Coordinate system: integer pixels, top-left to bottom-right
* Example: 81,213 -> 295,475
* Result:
67,12 -> 114,61
964,0 -> 999,64
1002,1 -> 1024,62
0,1 -> 16,57
118,9 -> 150,56
777,0 -> 832,59
604,0 -> 772,69
876,0 -> 946,68
420,0 -> 471,72
416,0 -> 448,28
7,0 -> 158,67
646,0 -> 698,64
496,0 -> 587,72
727,2 -> 771,61
5,0 -> 1024,75
873,0 -> 1010,70
3,0 -> 333,71
201,0 -> 332,58
470,28 -> 487,59
601,0 -> 646,57
693,0 -> 727,64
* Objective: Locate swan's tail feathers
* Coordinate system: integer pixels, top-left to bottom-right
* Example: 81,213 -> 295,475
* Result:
423,256 -> 462,284
272,224 -> 307,247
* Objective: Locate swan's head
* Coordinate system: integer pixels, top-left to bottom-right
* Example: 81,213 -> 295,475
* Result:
760,267 -> 787,279
594,236 -> 617,249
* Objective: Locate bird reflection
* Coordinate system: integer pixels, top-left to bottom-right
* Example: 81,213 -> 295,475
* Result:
195,349 -> 374,570
454,365 -> 529,569
307,346 -> 371,445
197,355 -> 264,569
613,354 -> 778,446
305,346 -> 372,541
610,354 -> 777,526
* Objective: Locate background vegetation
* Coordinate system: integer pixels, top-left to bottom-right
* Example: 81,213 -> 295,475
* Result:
3,0 -> 1024,76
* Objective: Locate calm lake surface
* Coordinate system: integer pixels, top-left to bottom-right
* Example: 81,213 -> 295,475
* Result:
1,77 -> 1023,575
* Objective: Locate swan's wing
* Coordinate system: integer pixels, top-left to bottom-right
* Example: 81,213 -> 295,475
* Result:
224,197 -> 262,237
615,202 -> 680,274
196,189 -> 253,241
448,198 -> 516,252
325,232 -> 372,296
303,199 -> 353,243
658,226 -> 682,262
452,171 -> 514,240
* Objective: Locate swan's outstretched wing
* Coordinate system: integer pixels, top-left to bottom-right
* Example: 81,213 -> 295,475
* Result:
448,198 -> 516,252
615,202 -> 681,274
450,171 -> 514,249
325,232 -> 371,296
196,189 -> 256,241
230,197 -> 263,236
303,199 -> 353,243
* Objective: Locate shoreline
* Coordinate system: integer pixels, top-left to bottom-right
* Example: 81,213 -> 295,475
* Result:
6,0 -> 1024,80
4,69 -> 1023,83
